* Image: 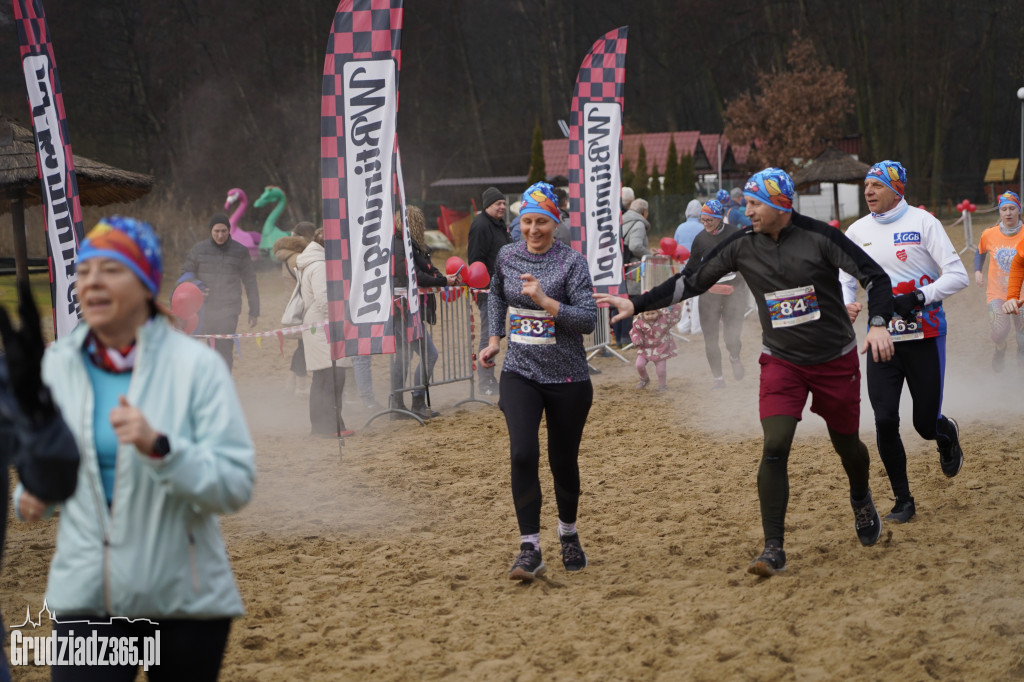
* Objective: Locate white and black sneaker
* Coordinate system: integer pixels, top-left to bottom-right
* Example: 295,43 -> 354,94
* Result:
508,543 -> 545,581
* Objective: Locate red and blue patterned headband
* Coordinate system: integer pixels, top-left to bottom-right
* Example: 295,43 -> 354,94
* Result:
77,216 -> 162,294
520,182 -> 561,223
701,200 -> 724,219
743,168 -> 794,213
998,191 -> 1021,211
865,160 -> 906,198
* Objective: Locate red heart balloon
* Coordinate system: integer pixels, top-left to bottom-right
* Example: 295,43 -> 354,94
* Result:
445,256 -> 467,277
828,219 -> 840,228
171,282 -> 204,318
182,313 -> 199,334
674,244 -> 690,262
465,261 -> 490,289
968,203 -> 977,213
659,237 -> 678,255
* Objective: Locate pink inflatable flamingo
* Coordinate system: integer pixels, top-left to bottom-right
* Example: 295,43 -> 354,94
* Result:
224,188 -> 262,260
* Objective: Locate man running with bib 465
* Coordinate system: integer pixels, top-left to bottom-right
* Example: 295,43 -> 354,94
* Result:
840,160 -> 968,524
596,168 -> 895,577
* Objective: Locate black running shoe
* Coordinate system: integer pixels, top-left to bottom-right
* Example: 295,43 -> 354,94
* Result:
508,543 -> 545,581
884,496 -> 916,524
747,543 -> 786,577
559,533 -> 588,571
938,417 -> 963,478
851,490 -> 882,546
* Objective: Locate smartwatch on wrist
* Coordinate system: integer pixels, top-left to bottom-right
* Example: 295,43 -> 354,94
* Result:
150,434 -> 170,458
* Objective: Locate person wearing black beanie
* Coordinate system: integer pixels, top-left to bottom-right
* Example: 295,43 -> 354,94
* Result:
178,213 -> 261,370
482,187 -> 504,211
468,187 -> 510,395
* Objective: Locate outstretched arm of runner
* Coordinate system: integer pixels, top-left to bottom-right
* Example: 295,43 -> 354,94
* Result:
592,293 -> 634,322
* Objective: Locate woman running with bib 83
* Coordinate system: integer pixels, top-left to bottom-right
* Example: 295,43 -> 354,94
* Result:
479,182 -> 597,582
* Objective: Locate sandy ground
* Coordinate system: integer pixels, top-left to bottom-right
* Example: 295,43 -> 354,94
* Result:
3,241 -> 1024,681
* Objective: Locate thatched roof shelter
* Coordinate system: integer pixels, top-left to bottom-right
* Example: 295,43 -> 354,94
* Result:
792,146 -> 871,187
0,116 -> 154,215
1,116 -> 154,284
792,146 -> 871,222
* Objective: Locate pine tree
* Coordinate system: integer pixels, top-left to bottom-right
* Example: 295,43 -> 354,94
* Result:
633,144 -> 650,198
527,122 -> 546,184
679,153 -> 696,199
621,158 -> 635,191
663,138 -> 682,195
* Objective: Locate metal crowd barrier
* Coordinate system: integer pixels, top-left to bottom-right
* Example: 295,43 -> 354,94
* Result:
586,306 -> 628,365
433,287 -> 492,407
640,253 -> 682,292
367,286 -> 491,427
640,254 -> 693,344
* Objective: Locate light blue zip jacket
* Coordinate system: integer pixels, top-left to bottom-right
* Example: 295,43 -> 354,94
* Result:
32,317 -> 255,619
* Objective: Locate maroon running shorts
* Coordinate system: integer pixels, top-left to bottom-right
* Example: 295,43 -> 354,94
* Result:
758,348 -> 861,434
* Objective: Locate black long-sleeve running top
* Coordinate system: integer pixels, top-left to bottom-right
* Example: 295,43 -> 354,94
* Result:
630,212 -> 894,366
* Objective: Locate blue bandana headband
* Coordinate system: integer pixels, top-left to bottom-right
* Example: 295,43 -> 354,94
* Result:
998,191 -> 1021,211
743,168 -> 794,213
701,200 -> 724,219
520,182 -> 561,223
865,160 -> 906,198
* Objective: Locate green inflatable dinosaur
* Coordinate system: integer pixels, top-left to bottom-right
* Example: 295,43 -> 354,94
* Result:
253,185 -> 291,256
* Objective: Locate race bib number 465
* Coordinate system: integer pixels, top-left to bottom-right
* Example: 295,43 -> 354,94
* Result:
509,306 -> 556,345
764,285 -> 821,328
888,310 -> 924,342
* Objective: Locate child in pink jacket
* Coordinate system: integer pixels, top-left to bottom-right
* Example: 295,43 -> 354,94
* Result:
629,303 -> 682,390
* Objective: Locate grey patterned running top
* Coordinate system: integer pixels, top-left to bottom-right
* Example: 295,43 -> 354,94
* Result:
488,240 -> 597,383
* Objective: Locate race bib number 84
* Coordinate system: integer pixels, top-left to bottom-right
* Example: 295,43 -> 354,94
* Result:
764,285 -> 821,328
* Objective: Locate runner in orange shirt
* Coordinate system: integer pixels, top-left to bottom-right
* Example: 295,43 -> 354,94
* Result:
976,191 -> 1024,370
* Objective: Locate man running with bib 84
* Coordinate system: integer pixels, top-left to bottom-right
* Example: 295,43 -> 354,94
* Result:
595,168 -> 895,577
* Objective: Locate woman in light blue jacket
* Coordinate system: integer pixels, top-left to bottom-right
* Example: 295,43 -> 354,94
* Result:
16,216 -> 255,681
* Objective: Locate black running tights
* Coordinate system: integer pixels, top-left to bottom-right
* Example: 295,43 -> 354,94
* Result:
757,416 -> 871,544
499,371 -> 593,535
866,336 -> 952,499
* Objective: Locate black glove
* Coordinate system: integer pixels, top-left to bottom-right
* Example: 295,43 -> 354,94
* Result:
0,280 -> 57,426
892,289 -> 926,319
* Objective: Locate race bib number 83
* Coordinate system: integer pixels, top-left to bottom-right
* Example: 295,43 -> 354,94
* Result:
764,285 -> 821,328
509,306 -> 556,345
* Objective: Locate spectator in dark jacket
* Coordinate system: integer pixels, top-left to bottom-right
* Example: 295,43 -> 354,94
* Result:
0,282 -> 80,680
467,187 -> 510,395
180,213 -> 260,370
392,206 -> 459,419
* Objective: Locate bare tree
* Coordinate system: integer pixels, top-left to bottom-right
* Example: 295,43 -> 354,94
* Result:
723,34 -> 855,173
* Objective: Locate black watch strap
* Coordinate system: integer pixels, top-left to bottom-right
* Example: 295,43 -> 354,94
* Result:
150,434 -> 171,458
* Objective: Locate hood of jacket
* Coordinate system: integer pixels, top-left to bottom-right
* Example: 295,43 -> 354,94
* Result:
273,235 -> 310,263
622,209 -> 650,231
296,241 -> 324,272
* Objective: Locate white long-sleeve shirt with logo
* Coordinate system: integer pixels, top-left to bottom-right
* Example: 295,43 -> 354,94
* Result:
840,205 -> 968,338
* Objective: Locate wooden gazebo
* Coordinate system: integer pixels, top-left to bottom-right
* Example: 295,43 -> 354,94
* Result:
0,116 -> 154,283
792,146 -> 871,222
